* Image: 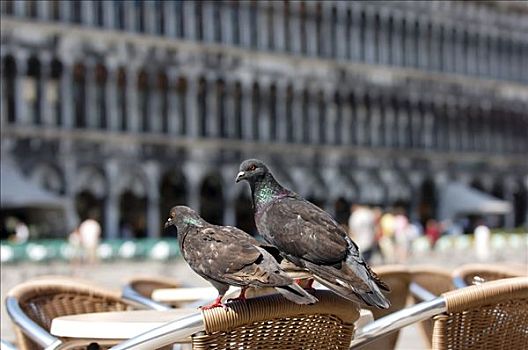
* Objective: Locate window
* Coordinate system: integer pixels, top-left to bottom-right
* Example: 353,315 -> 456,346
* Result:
138,70 -> 150,132
72,63 -> 86,128
95,64 -> 107,129
117,68 -> 127,131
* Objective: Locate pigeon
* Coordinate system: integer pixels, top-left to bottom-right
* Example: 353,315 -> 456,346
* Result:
236,159 -> 390,309
164,205 -> 318,309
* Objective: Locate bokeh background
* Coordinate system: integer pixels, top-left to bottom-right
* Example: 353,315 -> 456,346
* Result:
1,0 -> 528,345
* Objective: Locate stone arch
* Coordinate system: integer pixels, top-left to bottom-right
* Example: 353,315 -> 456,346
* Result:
26,55 -> 42,124
200,172 -> 224,225
74,166 -> 107,231
30,163 -> 65,195
2,54 -> 17,123
72,62 -> 86,128
159,169 -> 187,236
95,63 -> 108,129
118,170 -> 148,238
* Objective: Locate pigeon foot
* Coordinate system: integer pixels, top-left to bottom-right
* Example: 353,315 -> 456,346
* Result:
295,278 -> 315,290
200,296 -> 228,310
227,287 -> 248,303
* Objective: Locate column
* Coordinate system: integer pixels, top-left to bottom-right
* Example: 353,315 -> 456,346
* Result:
383,97 -> 396,147
125,0 -> 137,32
325,89 -> 337,145
391,10 -> 403,66
224,80 -> 236,139
370,96 -> 382,147
126,66 -> 139,132
183,0 -> 196,40
185,74 -> 199,137
403,14 -> 416,67
289,1 -> 302,54
163,1 -> 176,37
63,158 -> 79,230
203,1 -> 215,42
37,0 -> 49,20
275,81 -> 289,142
378,10 -> 390,65
340,92 -> 352,145
220,1 -> 233,45
335,3 -> 348,59
429,21 -> 441,71
14,0 -> 25,17
105,65 -> 119,131
150,72 -> 162,133
239,1 -> 251,48
257,1 -> 269,50
59,0 -> 71,22
364,9 -> 375,63
183,162 -> 205,217
14,51 -> 28,125
105,160 -> 120,239
39,54 -> 53,127
349,3 -> 361,61
320,3 -> 333,58
355,93 -> 367,146
145,162 -> 161,238
258,80 -> 271,141
292,84 -> 304,143
307,88 -> 319,144
206,76 -> 219,137
166,69 -> 180,135
60,60 -> 73,128
241,80 -> 255,140
305,2 -> 317,56
222,167 -> 236,226
81,0 -> 94,26
103,0 -> 115,29
85,60 -> 98,128
272,1 -> 285,52
417,19 -> 429,69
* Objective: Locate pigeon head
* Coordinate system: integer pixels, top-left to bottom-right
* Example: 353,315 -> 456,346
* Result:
236,159 -> 269,184
164,205 -> 204,234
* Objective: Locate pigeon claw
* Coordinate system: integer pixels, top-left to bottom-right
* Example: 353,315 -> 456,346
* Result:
200,296 -> 229,311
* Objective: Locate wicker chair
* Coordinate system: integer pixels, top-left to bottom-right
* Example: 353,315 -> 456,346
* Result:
6,277 -> 138,350
431,276 -> 528,349
409,265 -> 454,347
452,263 -> 528,288
122,275 -> 181,310
358,265 -> 411,350
111,290 -> 360,350
351,277 -> 528,349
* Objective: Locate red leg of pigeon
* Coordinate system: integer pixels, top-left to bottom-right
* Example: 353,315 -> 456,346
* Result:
295,278 -> 315,290
227,287 -> 248,303
200,295 -> 227,310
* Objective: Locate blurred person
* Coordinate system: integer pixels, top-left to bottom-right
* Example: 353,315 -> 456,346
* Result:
379,210 -> 396,263
393,208 -> 411,263
474,220 -> 491,261
14,220 -> 29,243
425,219 -> 442,247
68,226 -> 82,266
348,204 -> 376,262
79,218 -> 101,264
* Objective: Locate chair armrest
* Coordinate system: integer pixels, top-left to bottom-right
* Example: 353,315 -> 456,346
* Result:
121,286 -> 172,311
350,297 -> 447,349
1,339 -> 17,350
5,296 -> 63,350
109,311 -> 204,350
409,282 -> 437,301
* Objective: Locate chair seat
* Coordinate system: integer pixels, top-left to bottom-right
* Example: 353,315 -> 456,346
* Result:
50,309 -> 198,340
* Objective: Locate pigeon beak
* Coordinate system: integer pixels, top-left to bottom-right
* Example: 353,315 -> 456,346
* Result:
164,218 -> 173,229
235,171 -> 245,183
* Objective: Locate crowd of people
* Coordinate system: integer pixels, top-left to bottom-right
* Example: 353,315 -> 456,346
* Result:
347,205 -> 445,264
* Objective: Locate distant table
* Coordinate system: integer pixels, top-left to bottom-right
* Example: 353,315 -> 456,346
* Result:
50,309 -> 199,340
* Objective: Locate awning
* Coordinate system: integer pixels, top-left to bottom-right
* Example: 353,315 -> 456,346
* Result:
438,182 -> 512,221
0,157 -> 66,209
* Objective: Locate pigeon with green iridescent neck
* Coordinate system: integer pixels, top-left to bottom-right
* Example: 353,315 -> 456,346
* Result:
236,159 -> 390,309
164,206 -> 318,309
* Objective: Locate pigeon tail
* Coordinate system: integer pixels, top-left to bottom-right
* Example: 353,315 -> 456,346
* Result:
304,260 -> 391,309
275,284 -> 318,305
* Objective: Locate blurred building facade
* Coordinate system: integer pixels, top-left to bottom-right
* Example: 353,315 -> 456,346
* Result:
1,0 -> 527,238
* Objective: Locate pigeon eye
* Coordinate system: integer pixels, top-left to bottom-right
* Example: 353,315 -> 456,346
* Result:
248,165 -> 257,171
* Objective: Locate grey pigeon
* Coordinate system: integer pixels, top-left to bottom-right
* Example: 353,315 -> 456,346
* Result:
164,206 -> 318,309
236,159 -> 390,309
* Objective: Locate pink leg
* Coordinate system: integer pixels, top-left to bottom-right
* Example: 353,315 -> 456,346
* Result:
200,295 -> 227,310
295,278 -> 315,289
227,287 -> 248,303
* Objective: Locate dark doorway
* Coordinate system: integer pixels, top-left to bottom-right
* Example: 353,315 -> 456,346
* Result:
119,191 -> 147,239
200,174 -> 224,225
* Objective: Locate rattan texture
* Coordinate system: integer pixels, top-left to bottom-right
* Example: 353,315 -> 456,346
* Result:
8,277 -> 136,350
192,290 -> 359,350
409,265 -> 454,347
125,275 -> 181,298
452,263 -> 528,287
432,277 -> 528,350
358,265 -> 411,350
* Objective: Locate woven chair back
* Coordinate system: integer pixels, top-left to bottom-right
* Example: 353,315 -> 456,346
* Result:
452,263 -> 528,287
432,277 -> 528,350
126,275 -> 181,298
8,277 -> 135,350
192,290 -> 359,350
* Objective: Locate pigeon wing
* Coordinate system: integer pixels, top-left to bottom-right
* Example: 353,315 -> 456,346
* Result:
259,197 -> 348,265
